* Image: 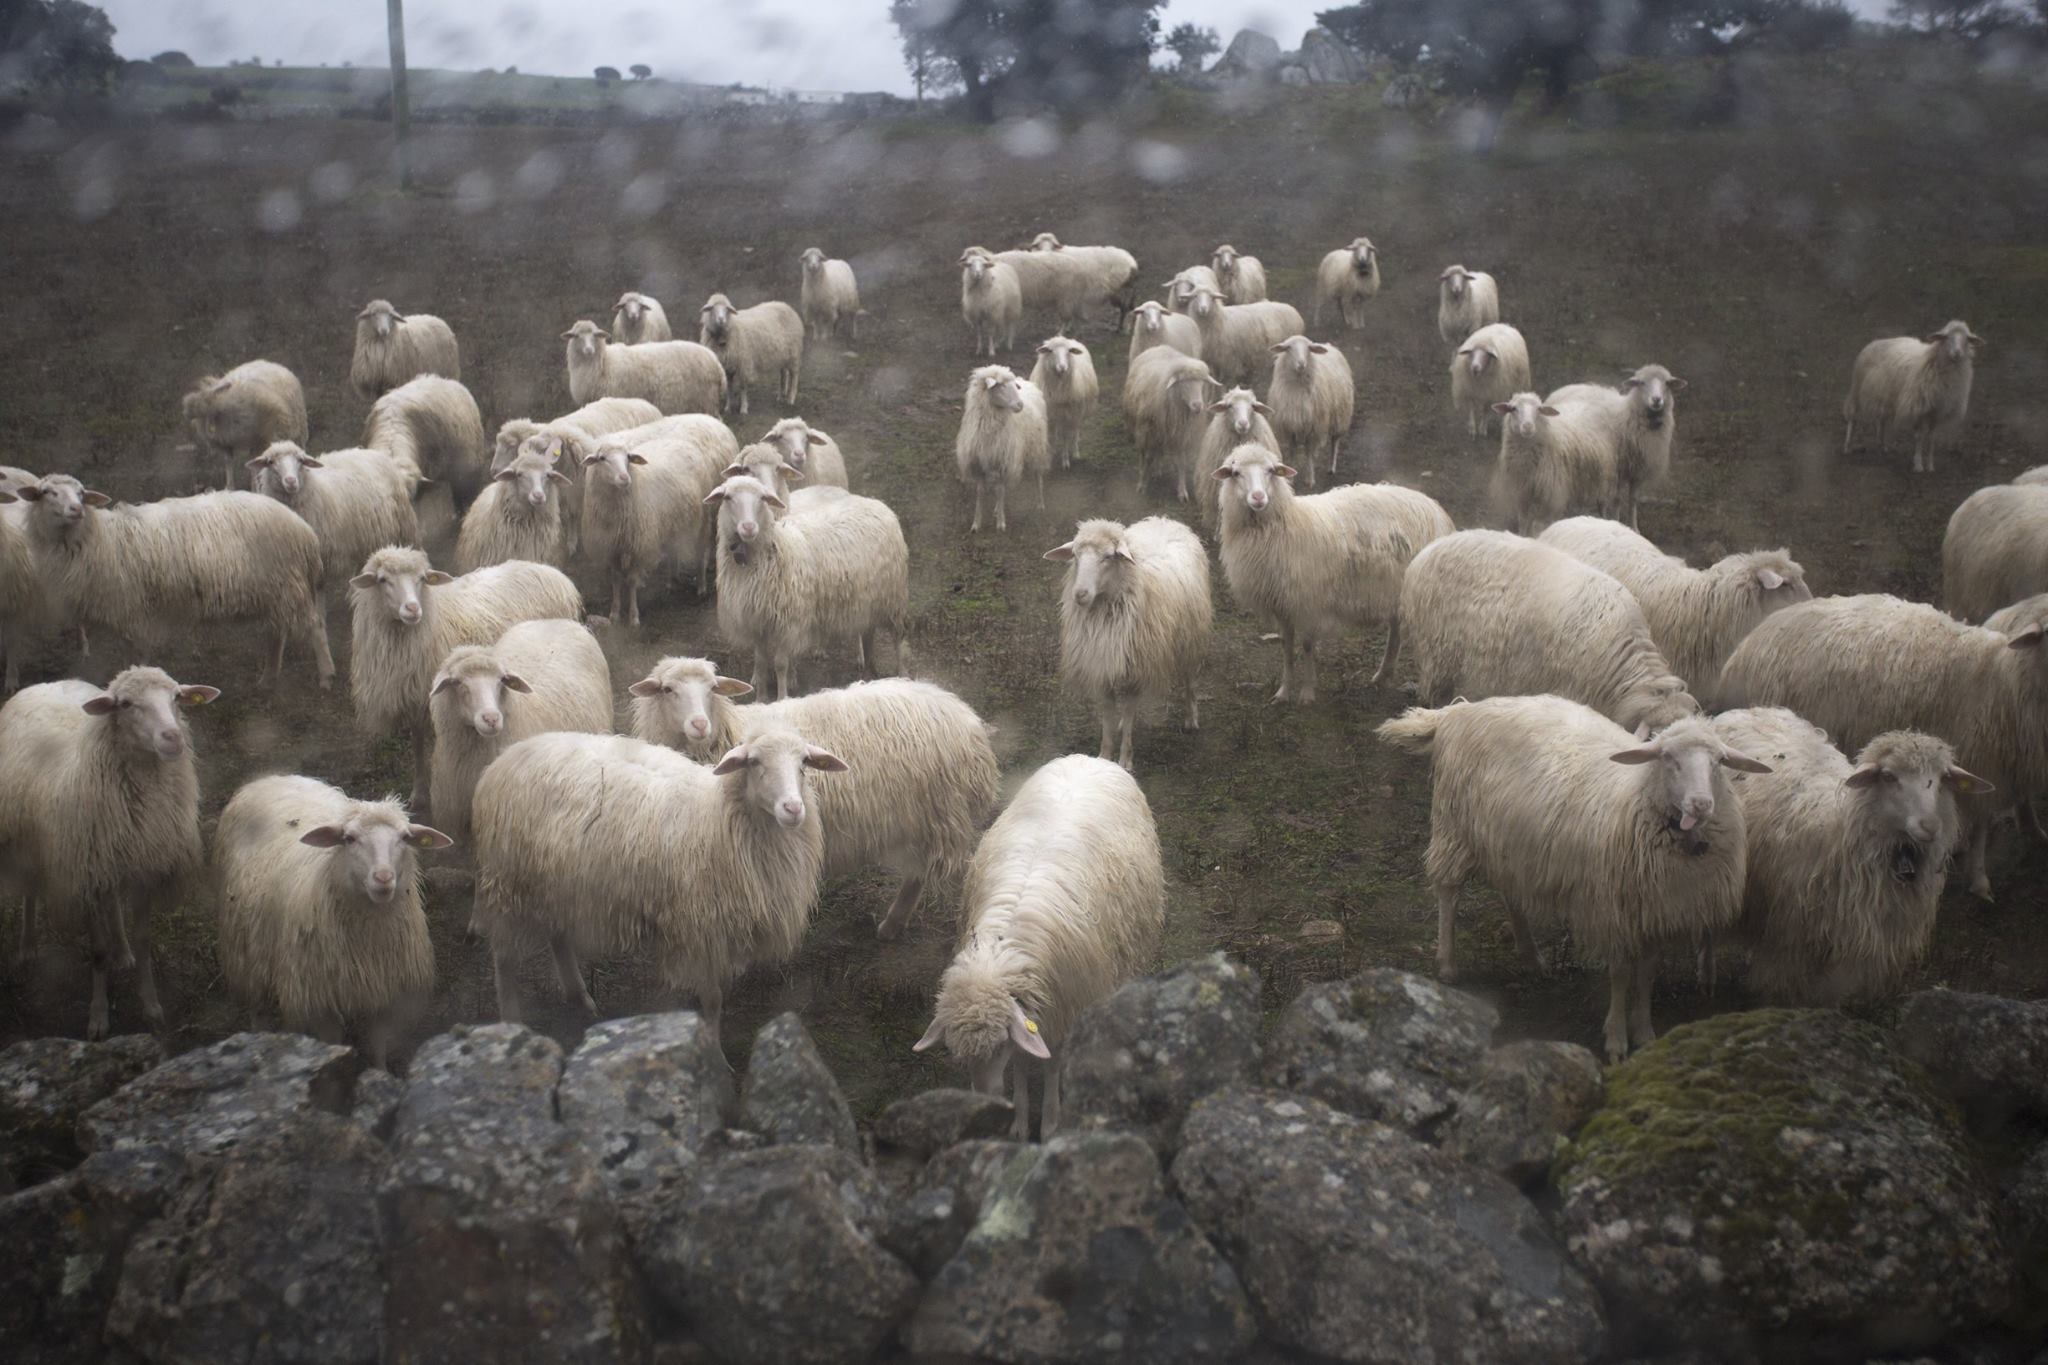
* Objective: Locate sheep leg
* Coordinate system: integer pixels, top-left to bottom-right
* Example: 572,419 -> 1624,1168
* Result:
1370,612 -> 1403,687
1116,697 -> 1138,770
15,896 -> 36,966
1296,640 -> 1318,704
697,983 -> 724,1057
1301,441 -> 1318,489
1628,953 -> 1658,1051
1628,493 -> 1640,534
493,948 -> 524,1023
552,937 -> 597,1014
1036,470 -> 1045,512
971,483 -> 986,534
128,901 -> 165,1032
409,722 -> 432,813
860,631 -> 878,679
1181,676 -> 1199,731
993,484 -> 1008,534
697,532 -> 715,596
270,619 -> 288,687
876,876 -> 926,940
1009,1056 -> 1031,1140
364,1015 -> 397,1074
1135,444 -> 1149,494
1967,817 -> 1993,901
608,573 -> 624,622
750,652 -> 772,698
223,455 -> 235,492
626,574 -> 642,629
1434,881 -> 1461,982
1328,437 -> 1342,480
1505,902 -> 1543,974
1097,707 -> 1116,762
1697,939 -> 1717,998
86,903 -> 112,1041
1273,622 -> 1296,704
306,600 -> 336,690
1841,416 -> 1854,454
2,626 -> 16,694
1602,964 -> 1633,1064
786,363 -> 800,408
738,384 -> 750,417
773,655 -> 793,702
2023,799 -> 2048,843
1042,1060 -> 1062,1140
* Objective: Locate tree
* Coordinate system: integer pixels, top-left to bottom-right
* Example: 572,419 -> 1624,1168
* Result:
151,49 -> 193,66
594,65 -> 621,85
0,0 -> 120,96
889,0 -> 960,106
887,0 -> 1165,121
1164,21 -> 1220,71
630,62 -> 651,79
1889,0 -> 2023,38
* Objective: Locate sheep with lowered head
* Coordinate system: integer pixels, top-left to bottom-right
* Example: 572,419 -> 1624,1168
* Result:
454,444 -> 574,575
1123,347 -> 1216,502
798,247 -> 862,340
1490,390 -> 1619,535
1127,300 -> 1202,366
1942,481 -> 2048,622
1013,233 -> 1140,330
1314,237 -> 1381,330
1437,266 -> 1499,346
183,360 -> 307,491
610,291 -> 673,345
1267,334 -> 1355,488
759,416 -> 849,491
1449,323 -> 1530,439
214,775 -> 450,1070
1376,695 -> 1766,1061
1844,319 -> 1981,472
351,299 -> 460,400
246,441 -> 419,590
581,416 -> 739,620
1547,365 -> 1687,532
1186,287 -> 1305,387
631,657 -> 998,939
699,293 -> 805,416
960,248 -> 1023,358
1030,335 -> 1098,471
491,397 -> 662,476
956,364 -> 1050,533
563,320 -> 727,416
913,754 -> 1163,1139
363,374 -> 488,510
1210,244 -> 1267,304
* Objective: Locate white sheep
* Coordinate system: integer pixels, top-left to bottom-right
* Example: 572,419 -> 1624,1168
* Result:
1844,319 -> 1981,472
1186,287 -> 1305,386
214,775 -> 450,1069
798,247 -> 862,340
562,320 -> 728,416
1216,445 -> 1454,702
1194,387 -> 1278,529
581,415 -> 740,620
1210,244 -> 1268,304
1,475 -> 48,693
350,300 -> 461,400
1488,391 -> 1615,535
1266,334 -> 1356,488
630,658 -> 998,939
0,666 -> 217,1039
348,546 -> 582,812
1449,323 -> 1531,439
472,726 -> 845,1046
1029,335 -> 1099,472
760,416 -> 849,490
428,619 -> 612,842
1437,266 -> 1499,346
183,360 -> 308,491
454,444 -> 574,575
913,754 -> 1163,1139
1547,365 -> 1686,532
246,442 -> 420,591
491,398 -> 663,475
2015,466 -> 2048,487
1313,237 -> 1381,330
1941,482 -> 2048,623
1539,517 -> 1811,702
706,474 -> 909,699
610,291 -> 673,345
362,374 -> 488,510
1122,347 -> 1216,502
1014,233 -> 1140,330
955,364 -> 1050,533
1377,696 -> 1766,1061
1044,517 -> 1211,771
960,248 -> 1023,358
698,293 -> 805,416
1126,300 -> 1202,366
1164,265 -> 1220,315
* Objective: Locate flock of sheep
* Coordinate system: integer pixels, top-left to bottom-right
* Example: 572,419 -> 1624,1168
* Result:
0,220 -> 2017,1130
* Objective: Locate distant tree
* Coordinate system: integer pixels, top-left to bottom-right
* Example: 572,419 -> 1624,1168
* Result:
504,64 -> 516,73
209,82 -> 241,107
888,0 -> 960,106
888,0 -> 1163,121
272,57 -> 281,66
1889,0 -> 2024,37
1164,21 -> 1220,71
0,0 -> 121,96
630,62 -> 651,80
151,48 -> 193,66
594,64 -> 620,85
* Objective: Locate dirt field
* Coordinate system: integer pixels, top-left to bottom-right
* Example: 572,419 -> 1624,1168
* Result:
4,51 -> 2047,1116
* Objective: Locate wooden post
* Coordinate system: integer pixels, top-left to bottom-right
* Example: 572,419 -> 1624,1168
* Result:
386,0 -> 412,189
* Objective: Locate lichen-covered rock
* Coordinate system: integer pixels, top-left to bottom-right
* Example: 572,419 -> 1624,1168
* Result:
907,1131 -> 1257,1364
643,1144 -> 917,1365
1999,1142 -> 2048,1337
1895,989 -> 2048,1127
79,1033 -> 354,1159
348,1067 -> 404,1142
1440,1040 -> 1605,1185
740,1012 -> 858,1155
1300,26 -> 1368,83
0,1035 -> 163,1185
880,1138 -> 1034,1279
1261,968 -> 1497,1132
1060,953 -> 1262,1156
1556,1009 -> 2010,1358
1211,28 -> 1282,78
380,1024 -> 646,1365
875,1087 -> 1015,1158
1173,1086 -> 1605,1365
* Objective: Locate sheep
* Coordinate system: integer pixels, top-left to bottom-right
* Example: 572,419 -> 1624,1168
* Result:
1,475 -> 47,693
491,398 -> 663,475
214,775 -> 450,1069
1266,334 -> 1356,489
1313,237 -> 1381,330
350,300 -> 460,400
1030,335 -> 1099,471
1941,482 -> 2048,623
1376,696 -> 1766,1062
1546,365 -> 1687,532
955,364 -> 1050,533
472,726 -> 845,1047
1127,300 -> 1202,366
183,360 -> 307,491
1844,319 -> 1981,473
362,374 -> 488,510
1449,323 -> 1531,439
454,445 -> 574,575
698,293 -> 805,417
1539,516 -> 1811,702
580,416 -> 739,621
912,754 -> 1163,1139
705,474 -> 909,699
1488,391 -> 1616,535
1044,517 -> 1212,771
630,658 -> 998,939
1437,266 -> 1499,346
0,666 -> 218,1039
562,320 -> 727,417
1195,387 -> 1279,530
1216,445 -> 1454,703
428,619 -> 612,842
348,546 -> 582,813
960,248 -> 1023,358
247,440 -> 419,592
1014,233 -> 1140,330
798,247 -> 862,340
16,476 -> 334,688
760,416 -> 849,491
610,291 -> 673,345
1718,592 -> 2048,903
1185,287 -> 1305,387
1210,244 -> 1268,304
1123,347 -> 1216,502
2015,466 -> 2048,487
1709,708 -> 1985,1007
1164,265 -> 1220,315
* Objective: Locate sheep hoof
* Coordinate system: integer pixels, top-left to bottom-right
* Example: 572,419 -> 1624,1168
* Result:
1970,879 -> 1994,904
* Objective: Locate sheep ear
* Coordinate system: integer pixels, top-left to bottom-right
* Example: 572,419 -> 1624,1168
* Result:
500,673 -> 533,694
1608,744 -> 1661,765
710,745 -> 751,776
1620,377 -> 1642,390
627,453 -> 649,466
1666,377 -> 1688,391
1309,343 -> 1330,354
547,469 -> 572,486
702,488 -> 728,508
430,672 -> 461,696
627,678 -> 664,698
246,454 -> 273,470
298,456 -> 324,470
406,825 -> 454,850
1720,749 -> 1773,774
582,453 -> 604,467
803,745 -> 849,772
299,825 -> 347,848
1211,466 -> 1234,481
560,330 -> 577,340
1110,544 -> 1134,563
1273,463 -> 1297,479
1633,721 -> 1652,741
81,694 -> 120,716
1009,1000 -> 1052,1060
912,1016 -> 946,1053
1456,347 -> 1473,358
423,570 -> 455,586
1539,406 -> 1561,418
1756,568 -> 1786,591
1035,344 -> 1050,354
805,430 -> 828,446
82,490 -> 112,507
1204,400 -> 1226,413
1843,765 -> 1882,789
0,490 -> 14,504
594,327 -> 610,339
1269,342 -> 1287,353
713,677 -> 753,697
1490,402 -> 1514,414
1253,401 -> 1272,415
1943,765 -> 1994,795
493,467 -> 518,482
2006,624 -> 2044,649
177,685 -> 219,707
779,462 -> 804,482
720,463 -> 748,479
209,378 -> 234,395
1043,543 -> 1076,561
349,572 -> 378,589
13,485 -> 43,501
763,491 -> 788,511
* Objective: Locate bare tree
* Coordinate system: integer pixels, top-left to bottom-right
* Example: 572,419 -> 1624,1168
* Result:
385,0 -> 411,190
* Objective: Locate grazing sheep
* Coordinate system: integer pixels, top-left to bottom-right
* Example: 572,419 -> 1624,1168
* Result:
698,293 -> 805,417
1547,365 -> 1686,532
0,666 -> 217,1039
1942,482 -> 2048,623
1164,265 -> 1220,315
1402,530 -> 1700,733
454,445 -> 574,575
1210,244 -> 1268,304
247,442 -> 420,590
428,619 -> 612,842
1123,347 -> 1216,502
348,546 -> 582,812
913,754 -> 1163,1139
1844,319 -> 1981,472
562,320 -> 727,416
631,658 -> 998,938
1718,592 -> 2048,903
798,248 -> 862,340
1126,300 -> 1202,365
1313,237 -> 1381,330
706,474 -> 909,699
760,416 -> 849,491
1195,387 -> 1279,530
490,398 -> 662,476
1013,233 -> 1141,330
350,300 -> 460,400
1216,445 -> 1454,702
1449,323 -> 1531,439
183,360 -> 308,491
1489,391 -> 1614,535
1437,266 -> 1499,346
1266,335 -> 1356,488
473,727 -> 844,1045
1029,335 -> 1099,472
1710,708 -> 1984,1006
960,248 -> 1024,358
1539,517 -> 1811,702
362,374 -> 488,510
610,291 -> 673,345
955,365 -> 1050,533
1186,287 -> 1305,386
580,416 -> 740,620
1045,517 -> 1212,770
215,775 -> 450,1069
1377,697 -> 1765,1062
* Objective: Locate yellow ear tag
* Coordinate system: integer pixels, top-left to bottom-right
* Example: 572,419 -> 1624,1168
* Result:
1025,1019 -> 1040,1034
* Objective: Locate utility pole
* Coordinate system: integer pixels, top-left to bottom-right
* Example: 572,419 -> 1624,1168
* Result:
386,0 -> 412,189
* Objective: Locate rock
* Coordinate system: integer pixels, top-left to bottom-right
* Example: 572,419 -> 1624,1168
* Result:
2003,1143 -> 2048,1334
1174,1087 -> 1605,1364
1261,968 -> 1496,1133
1300,26 -> 1367,83
874,1087 -> 1014,1158
740,1012 -> 858,1155
105,1111 -> 386,1365
348,1067 -> 404,1141
1895,989 -> 2048,1129
908,1132 -> 1257,1364
380,1024 -> 646,1364
1210,29 -> 1281,79
1384,72 -> 1427,109
1278,64 -> 1309,87
1060,953 -> 1263,1157
1440,1040 -> 1605,1185
643,1144 -> 917,1365
1556,1009 -> 2009,1357
0,1035 -> 163,1185
880,1138 -> 1033,1279
78,1032 -> 355,1159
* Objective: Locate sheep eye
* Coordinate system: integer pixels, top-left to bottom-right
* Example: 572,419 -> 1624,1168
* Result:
343,833 -> 357,845
1882,771 -> 1899,785
118,699 -> 133,710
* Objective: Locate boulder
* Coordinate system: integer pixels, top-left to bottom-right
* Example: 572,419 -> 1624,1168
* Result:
1384,73 -> 1427,109
1173,1087 -> 1606,1364
741,1012 -> 859,1155
1301,26 -> 1368,84
874,1087 -> 1014,1158
1894,989 -> 2048,1128
1210,29 -> 1282,79
1556,1009 -> 2010,1357
78,1032 -> 354,1159
880,1138 -> 1034,1279
2003,1142 -> 2048,1335
0,1035 -> 162,1185
348,1066 -> 404,1141
1278,64 -> 1309,87
1440,1040 -> 1605,1185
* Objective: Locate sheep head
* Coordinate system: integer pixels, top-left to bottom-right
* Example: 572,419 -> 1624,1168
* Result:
1044,518 -> 1134,609
1608,715 -> 1769,847
299,801 -> 449,905
1620,364 -> 1686,429
629,655 -> 751,751
1492,392 -> 1559,440
1845,731 -> 1984,869
1214,444 -> 1296,513
79,666 -> 217,762
709,727 -> 847,830
349,546 -> 452,626
1271,334 -> 1329,378
561,320 -> 609,359
1207,386 -> 1271,436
